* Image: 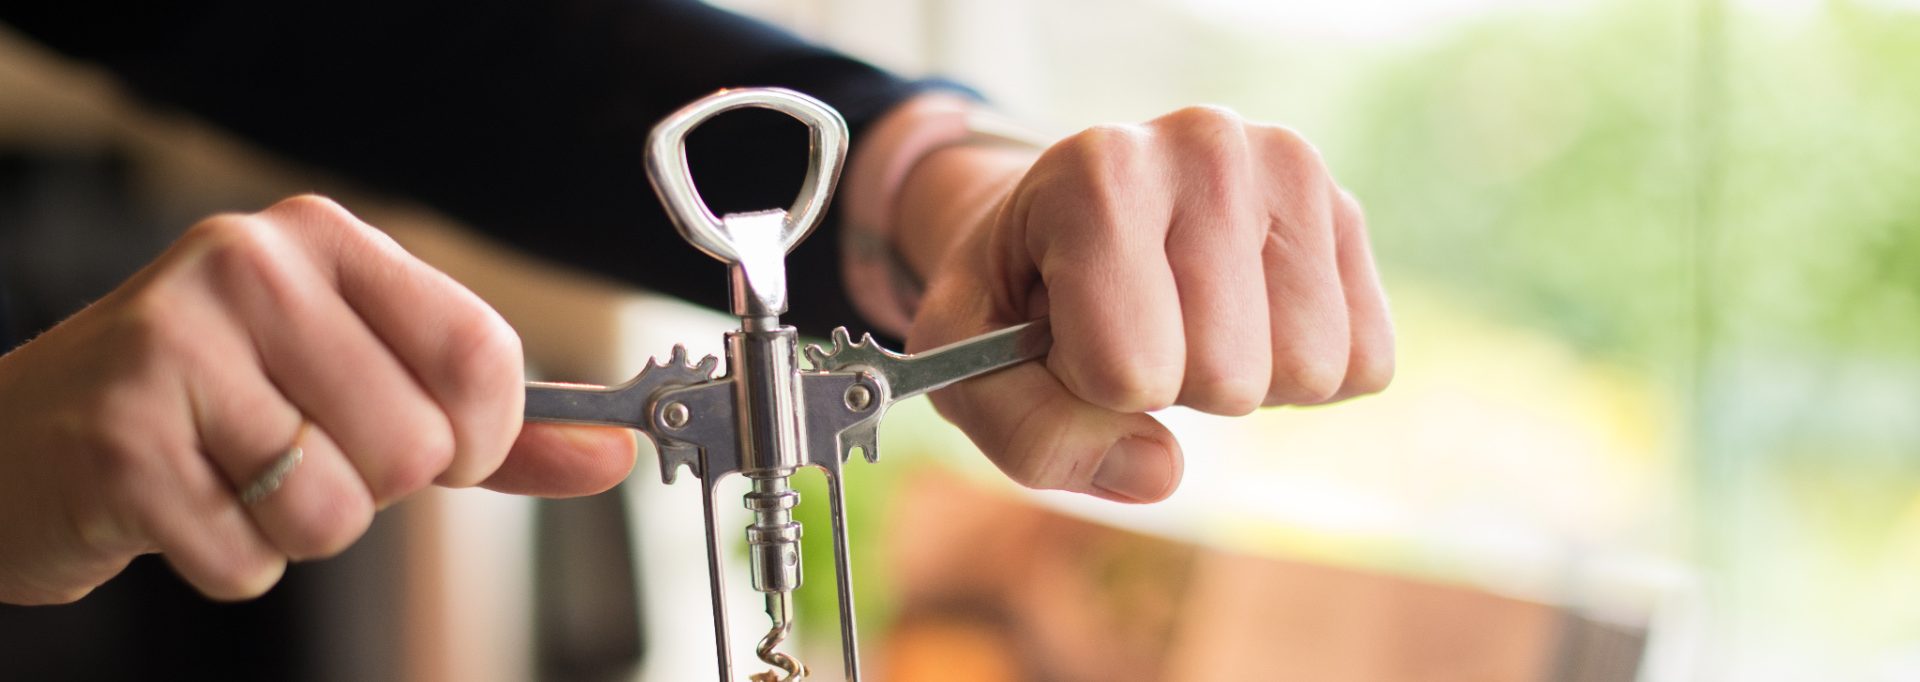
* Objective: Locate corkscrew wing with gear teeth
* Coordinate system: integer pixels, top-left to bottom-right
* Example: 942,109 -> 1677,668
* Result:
805,320 -> 1053,404
800,320 -> 1052,468
523,346 -> 716,430
523,347 -> 721,478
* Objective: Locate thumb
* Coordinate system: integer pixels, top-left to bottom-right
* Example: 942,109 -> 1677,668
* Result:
912,266 -> 1184,504
483,424 -> 638,497
928,363 -> 1184,503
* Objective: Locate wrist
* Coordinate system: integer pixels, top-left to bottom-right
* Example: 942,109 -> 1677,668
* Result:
840,93 -> 1046,335
892,143 -> 1036,282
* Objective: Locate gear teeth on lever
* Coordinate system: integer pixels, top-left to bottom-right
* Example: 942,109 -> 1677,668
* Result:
805,326 -> 898,375
804,326 -> 854,369
629,346 -> 719,484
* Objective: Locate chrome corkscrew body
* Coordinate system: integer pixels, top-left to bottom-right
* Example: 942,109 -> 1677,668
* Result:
521,88 -> 1050,682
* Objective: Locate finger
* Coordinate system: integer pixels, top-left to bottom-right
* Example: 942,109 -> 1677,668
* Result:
1163,120 -> 1271,415
251,426 -> 374,559
135,441 -> 287,601
1326,189 -> 1395,403
182,303 -> 376,561
483,424 -> 638,497
217,424 -> 374,561
261,195 -> 524,489
1255,132 -> 1350,405
190,213 -> 454,506
912,274 -> 1183,503
1022,127 -> 1185,412
933,363 -> 1183,503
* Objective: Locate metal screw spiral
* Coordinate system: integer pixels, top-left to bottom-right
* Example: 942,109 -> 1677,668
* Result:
751,604 -> 807,681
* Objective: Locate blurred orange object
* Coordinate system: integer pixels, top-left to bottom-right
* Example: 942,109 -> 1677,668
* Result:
878,472 -> 1644,682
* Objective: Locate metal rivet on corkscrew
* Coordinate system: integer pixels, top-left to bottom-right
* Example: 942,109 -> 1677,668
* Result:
522,87 -> 1051,681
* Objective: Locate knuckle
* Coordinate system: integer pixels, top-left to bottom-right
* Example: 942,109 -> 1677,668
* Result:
370,423 -> 457,502
266,194 -> 353,224
184,212 -> 262,245
1035,127 -> 1154,245
191,216 -> 280,278
1342,348 -> 1396,399
1335,189 -> 1367,224
1157,104 -> 1246,137
441,304 -> 524,405
193,218 -> 313,310
1180,366 -> 1266,416
1253,124 -> 1329,179
262,194 -> 385,251
1053,124 -> 1149,186
434,308 -> 524,488
1253,123 -> 1314,158
1168,103 -> 1244,122
195,554 -> 284,602
1067,122 -> 1145,155
1268,355 -> 1346,405
1343,365 -> 1394,399
282,491 -> 372,561
1066,355 -> 1180,413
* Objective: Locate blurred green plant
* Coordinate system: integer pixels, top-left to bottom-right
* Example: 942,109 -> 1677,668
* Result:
1309,2 -> 1920,676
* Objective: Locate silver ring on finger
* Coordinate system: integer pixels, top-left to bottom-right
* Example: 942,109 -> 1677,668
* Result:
240,421 -> 308,506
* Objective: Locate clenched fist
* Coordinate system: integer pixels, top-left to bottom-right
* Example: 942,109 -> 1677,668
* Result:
890,104 -> 1394,503
0,196 -> 634,605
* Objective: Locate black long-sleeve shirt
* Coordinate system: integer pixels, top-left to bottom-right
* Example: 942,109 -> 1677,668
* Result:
1,0 -> 930,334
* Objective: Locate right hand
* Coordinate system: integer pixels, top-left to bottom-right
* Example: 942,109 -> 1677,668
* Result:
0,195 -> 636,605
896,107 -> 1392,504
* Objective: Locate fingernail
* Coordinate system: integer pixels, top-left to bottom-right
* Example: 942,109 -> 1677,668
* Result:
1092,438 -> 1171,502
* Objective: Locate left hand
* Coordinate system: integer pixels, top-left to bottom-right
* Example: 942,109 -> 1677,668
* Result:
0,195 -> 634,605
893,105 -> 1394,503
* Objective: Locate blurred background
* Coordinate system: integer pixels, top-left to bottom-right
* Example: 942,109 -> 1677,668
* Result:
2,0 -> 1917,680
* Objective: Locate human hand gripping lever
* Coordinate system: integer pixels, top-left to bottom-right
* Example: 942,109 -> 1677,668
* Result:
521,88 -> 1050,682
